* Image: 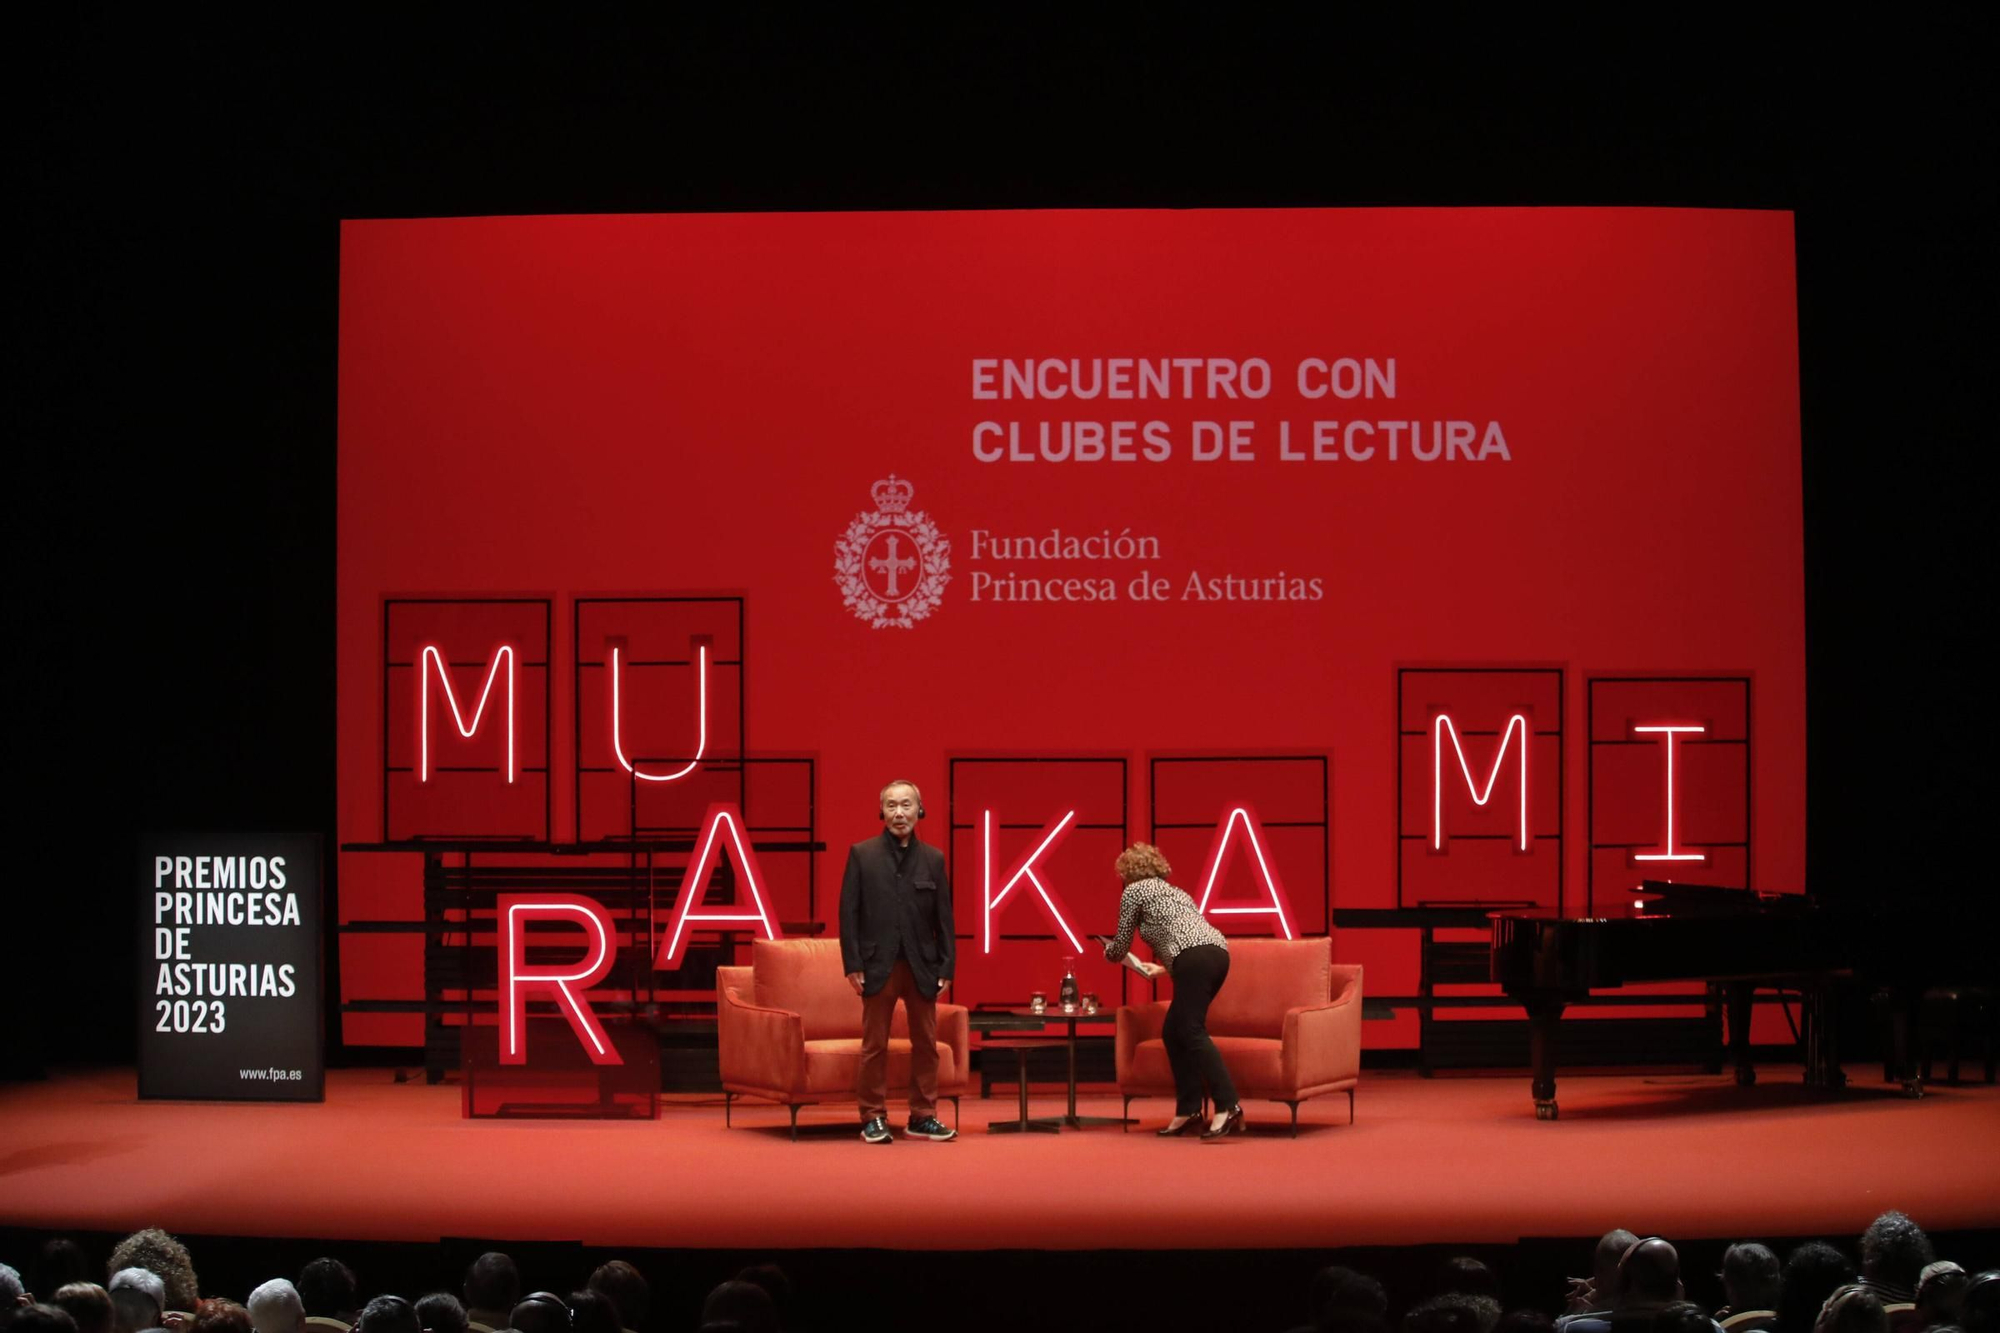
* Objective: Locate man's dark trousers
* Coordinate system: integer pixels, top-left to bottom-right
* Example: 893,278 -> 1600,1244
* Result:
840,829 -> 954,1122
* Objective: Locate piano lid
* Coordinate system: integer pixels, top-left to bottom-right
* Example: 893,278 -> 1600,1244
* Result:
1629,880 -> 1813,918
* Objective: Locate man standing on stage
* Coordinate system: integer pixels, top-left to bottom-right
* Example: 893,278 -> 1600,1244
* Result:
841,778 -> 957,1144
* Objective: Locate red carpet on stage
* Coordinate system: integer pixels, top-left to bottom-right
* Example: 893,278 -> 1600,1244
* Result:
3,1066 -> 1996,1251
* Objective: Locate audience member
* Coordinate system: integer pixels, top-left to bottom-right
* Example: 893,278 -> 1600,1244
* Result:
697,1283 -> 775,1333
32,1248 -> 93,1306
1783,1246 -> 1859,1333
49,1287 -> 111,1333
1307,1265 -> 1391,1332
1860,1214 -> 1936,1309
1659,1305 -> 1719,1333
1914,1265 -> 1966,1332
1719,1245 -> 1785,1333
1441,1259 -> 1502,1302
730,1268 -> 792,1333
191,1302 -> 248,1333
4,1267 -> 29,1331
506,1294 -> 568,1333
1962,1270 -> 2000,1333
1575,1238 -> 1722,1333
582,1265 -> 644,1333
1408,1296 -> 1488,1333
106,1234 -> 199,1317
14,1308 -> 79,1333
461,1258 -> 518,1333
1566,1232 -> 1644,1323
1497,1310 -> 1556,1333
245,1283 -> 302,1333
1816,1287 -> 1889,1333
351,1299 -> 416,1333
410,1296 -> 464,1333
106,1272 -> 165,1333
295,1264 -> 356,1333
562,1292 -> 615,1333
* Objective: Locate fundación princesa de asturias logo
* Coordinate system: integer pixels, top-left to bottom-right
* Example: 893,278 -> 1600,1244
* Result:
833,474 -> 952,628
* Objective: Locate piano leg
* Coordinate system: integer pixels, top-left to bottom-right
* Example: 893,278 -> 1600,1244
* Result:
1802,981 -> 1851,1092
1726,982 -> 1756,1086
1525,994 -> 1567,1120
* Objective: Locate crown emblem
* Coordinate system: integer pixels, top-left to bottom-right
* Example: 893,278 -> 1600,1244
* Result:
835,475 -> 950,629
871,474 -> 916,514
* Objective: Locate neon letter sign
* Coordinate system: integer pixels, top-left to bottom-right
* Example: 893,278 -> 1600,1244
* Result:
654,803 -> 782,966
498,894 -> 619,1065
1194,805 -> 1297,939
1433,712 -> 1530,852
609,637 -> 708,782
982,810 -> 1086,954
1631,724 -> 1706,863
419,644 -> 515,783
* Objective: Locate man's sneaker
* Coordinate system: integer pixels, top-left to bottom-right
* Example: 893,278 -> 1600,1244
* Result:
905,1114 -> 957,1142
860,1116 -> 893,1144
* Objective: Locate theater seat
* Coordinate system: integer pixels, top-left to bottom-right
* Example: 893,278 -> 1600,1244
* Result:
1116,936 -> 1360,1135
716,937 -> 969,1137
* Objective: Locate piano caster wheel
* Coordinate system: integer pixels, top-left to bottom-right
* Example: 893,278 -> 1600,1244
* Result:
1736,1066 -> 1757,1087
1901,1079 -> 1924,1100
1535,1100 -> 1559,1121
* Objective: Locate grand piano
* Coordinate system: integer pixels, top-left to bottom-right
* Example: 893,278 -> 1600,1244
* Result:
1490,881 -> 1851,1119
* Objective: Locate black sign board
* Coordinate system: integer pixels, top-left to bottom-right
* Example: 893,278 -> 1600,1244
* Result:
139,834 -> 324,1100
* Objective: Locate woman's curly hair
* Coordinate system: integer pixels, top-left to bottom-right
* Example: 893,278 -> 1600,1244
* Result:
107,1230 -> 199,1314
1114,842 -> 1173,884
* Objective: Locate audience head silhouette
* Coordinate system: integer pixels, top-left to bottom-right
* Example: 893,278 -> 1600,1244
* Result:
50,1288 -> 111,1333
105,1271 -> 164,1333
32,1247 -> 92,1306
462,1259 -> 518,1325
246,1280 -> 302,1333
1724,1244 -> 1785,1314
1619,1239 -> 1683,1306
582,1265 -> 644,1333
49,1288 -> 111,1333
698,1282 -> 776,1333
1439,1258 -> 1501,1301
412,1295 -> 464,1333
1814,1286 -> 1888,1333
1962,1270 -> 2000,1333
296,1262 -> 356,1325
1860,1213 -> 1935,1298
506,1294 -> 568,1333
1782,1244 -> 1858,1333
13,1309 -> 79,1333
107,1232 -> 199,1317
191,1300 -> 250,1333
560,1292 -> 615,1333
353,1298 -> 417,1333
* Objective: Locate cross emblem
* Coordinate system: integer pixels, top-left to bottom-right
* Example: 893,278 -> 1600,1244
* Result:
868,535 -> 918,597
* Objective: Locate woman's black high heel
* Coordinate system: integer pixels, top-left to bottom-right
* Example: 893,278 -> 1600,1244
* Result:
1200,1104 -> 1245,1141
1157,1114 -> 1201,1137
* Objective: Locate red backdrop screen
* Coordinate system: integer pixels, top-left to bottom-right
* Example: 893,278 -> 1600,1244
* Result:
337,208 -> 1803,1048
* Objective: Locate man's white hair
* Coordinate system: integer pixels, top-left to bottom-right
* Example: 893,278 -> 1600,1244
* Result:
248,1280 -> 304,1317
1,1263 -> 24,1302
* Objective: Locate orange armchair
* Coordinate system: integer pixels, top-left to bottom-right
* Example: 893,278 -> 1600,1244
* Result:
1116,936 -> 1361,1135
716,937 -> 970,1137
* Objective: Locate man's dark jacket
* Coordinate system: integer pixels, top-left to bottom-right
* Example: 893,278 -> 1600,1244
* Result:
839,830 -> 954,998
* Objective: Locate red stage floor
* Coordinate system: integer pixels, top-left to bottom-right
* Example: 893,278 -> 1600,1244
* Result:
3,1066 -> 1996,1250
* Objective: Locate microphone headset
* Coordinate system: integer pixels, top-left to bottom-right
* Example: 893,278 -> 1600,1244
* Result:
877,779 -> 926,820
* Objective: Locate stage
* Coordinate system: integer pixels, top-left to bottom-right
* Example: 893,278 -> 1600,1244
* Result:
5,1066 -> 1996,1251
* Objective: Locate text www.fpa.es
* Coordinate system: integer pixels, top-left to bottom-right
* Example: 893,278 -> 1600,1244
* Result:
239,1067 -> 303,1081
